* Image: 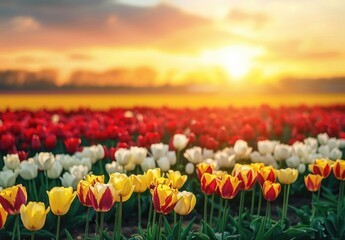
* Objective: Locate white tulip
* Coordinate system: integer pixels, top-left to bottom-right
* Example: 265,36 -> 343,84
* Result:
47,160 -> 63,179
274,144 -> 292,161
318,145 -> 330,158
304,138 -> 318,154
0,170 -> 17,188
258,140 -> 276,155
328,138 -> 340,150
185,163 -> 195,175
262,154 -> 275,165
150,143 -> 169,160
130,146 -> 147,165
203,149 -> 214,159
56,154 -> 77,170
157,156 -> 170,172
184,147 -> 203,164
70,165 -> 88,180
173,134 -> 189,151
115,148 -> 133,166
298,163 -> 306,174
60,172 -> 79,189
93,144 -> 105,160
329,148 -> 342,160
78,147 -> 98,164
17,159 -> 38,180
250,151 -> 262,163
140,157 -> 156,172
124,161 -> 136,171
234,140 -> 252,160
3,154 -> 20,170
309,153 -> 322,164
166,151 -> 176,166
216,152 -> 236,168
317,133 -> 329,145
34,152 -> 55,171
339,139 -> 345,148
105,161 -> 124,174
268,161 -> 279,169
286,155 -> 300,168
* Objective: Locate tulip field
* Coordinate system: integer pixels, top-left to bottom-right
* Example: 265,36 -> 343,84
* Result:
0,105 -> 345,240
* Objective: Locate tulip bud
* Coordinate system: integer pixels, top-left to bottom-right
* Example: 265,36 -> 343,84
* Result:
105,161 -> 124,174
262,180 -> 281,201
109,173 -> 135,202
332,159 -> 345,180
44,134 -> 57,150
64,138 -> 81,154
47,160 -> 63,179
130,174 -> 148,193
304,174 -> 323,192
130,147 -> 147,165
89,183 -> 118,212
145,168 -> 161,189
286,155 -> 300,168
196,162 -> 214,180
31,135 -> 41,150
317,133 -> 329,145
276,168 -> 298,185
274,144 -> 292,161
17,159 -> 38,180
232,164 -> 257,190
77,180 -> 92,207
0,170 -> 18,188
167,151 -> 177,166
3,154 -> 20,170
167,170 -> 187,189
60,172 -> 79,189
329,148 -> 342,160
20,202 -> 50,231
184,147 -> 203,164
257,166 -> 276,186
309,159 -> 332,178
47,187 -> 76,215
234,140 -> 252,160
140,157 -> 156,172
258,140 -> 276,155
174,191 -> 196,215
200,173 -> 217,195
298,163 -> 306,174
185,163 -> 195,175
217,174 -> 241,199
34,152 -> 55,171
157,156 -> 170,172
150,143 -> 169,160
173,134 -> 189,151
115,148 -> 133,166
151,184 -> 179,215
0,184 -> 27,215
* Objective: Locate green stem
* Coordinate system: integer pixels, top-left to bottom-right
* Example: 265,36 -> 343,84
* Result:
12,214 -> 18,240
239,190 -> 245,222
257,192 -> 262,216
210,193 -> 215,226
148,200 -> 153,227
85,207 -> 90,240
338,181 -> 344,213
176,150 -> 181,170
281,184 -> 287,223
138,193 -> 142,227
152,211 -> 156,229
98,160 -> 104,175
311,189 -> 320,225
16,215 -> 20,240
203,194 -> 208,235
285,184 -> 291,220
32,179 -> 39,201
56,215 -> 61,240
250,186 -> 255,217
31,231 -> 35,240
114,203 -> 117,236
117,196 -> 123,240
221,200 -> 229,240
217,197 -> 224,231
265,201 -> 270,229
177,215 -> 183,240
99,212 -> 104,240
45,170 -> 49,190
96,212 -> 99,235
174,211 -> 177,226
157,214 -> 162,240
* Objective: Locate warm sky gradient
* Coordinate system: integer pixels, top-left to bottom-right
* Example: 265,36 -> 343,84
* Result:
1,0 -> 345,88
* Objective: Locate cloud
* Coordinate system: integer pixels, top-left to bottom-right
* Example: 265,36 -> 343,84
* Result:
8,16 -> 40,32
227,9 -> 270,29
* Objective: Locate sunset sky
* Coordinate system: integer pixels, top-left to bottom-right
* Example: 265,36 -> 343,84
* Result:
1,0 -> 345,87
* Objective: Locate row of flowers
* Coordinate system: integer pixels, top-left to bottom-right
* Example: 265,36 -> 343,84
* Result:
0,157 -> 345,239
0,132 -> 344,191
1,106 -> 345,157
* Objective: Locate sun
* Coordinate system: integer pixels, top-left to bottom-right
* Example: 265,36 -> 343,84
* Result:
201,45 -> 263,80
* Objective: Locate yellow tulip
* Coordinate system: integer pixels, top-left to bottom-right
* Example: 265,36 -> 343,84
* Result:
47,187 -> 76,215
251,163 -> 265,172
0,184 -> 27,215
276,168 -> 298,185
145,168 -> 161,189
85,174 -> 105,185
167,170 -> 187,189
151,184 -> 179,215
0,204 -> 8,230
109,173 -> 134,202
174,191 -> 196,215
130,174 -> 148,193
20,202 -> 50,231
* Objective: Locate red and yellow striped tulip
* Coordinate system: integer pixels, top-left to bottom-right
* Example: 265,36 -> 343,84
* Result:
89,183 -> 118,212
196,163 -> 214,180
0,204 -> 8,230
85,174 -> 105,185
232,165 -> 257,190
258,166 -> 277,186
304,174 -> 323,192
309,159 -> 332,178
262,180 -> 281,201
77,180 -> 93,207
200,173 -> 217,195
217,174 -> 242,199
151,184 -> 179,215
333,159 -> 345,180
0,184 -> 27,215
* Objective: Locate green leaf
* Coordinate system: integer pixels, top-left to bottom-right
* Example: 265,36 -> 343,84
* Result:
164,216 -> 172,235
262,221 -> 282,239
190,232 -> 210,240
201,220 -> 217,240
181,216 -> 196,240
64,229 -> 73,240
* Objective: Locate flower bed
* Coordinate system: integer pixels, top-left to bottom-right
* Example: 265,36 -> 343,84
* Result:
0,106 -> 345,239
